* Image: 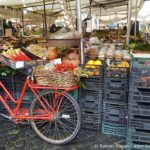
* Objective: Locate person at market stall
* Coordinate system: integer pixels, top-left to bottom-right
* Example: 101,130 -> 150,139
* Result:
123,23 -> 127,35
7,21 -> 16,36
49,24 -> 57,33
3,19 -> 9,35
82,19 -> 87,38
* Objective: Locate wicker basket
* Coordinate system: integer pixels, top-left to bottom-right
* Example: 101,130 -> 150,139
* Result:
33,67 -> 79,88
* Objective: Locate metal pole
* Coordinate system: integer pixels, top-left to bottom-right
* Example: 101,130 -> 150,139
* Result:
134,0 -> 138,38
126,0 -> 132,45
99,6 -> 101,30
42,14 -> 45,32
76,0 -> 82,33
76,0 -> 84,64
21,9 -> 25,34
43,0 -> 47,34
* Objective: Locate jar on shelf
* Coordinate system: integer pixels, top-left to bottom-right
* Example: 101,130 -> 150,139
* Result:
115,50 -> 123,60
87,45 -> 98,59
123,50 -> 131,61
106,48 -> 115,59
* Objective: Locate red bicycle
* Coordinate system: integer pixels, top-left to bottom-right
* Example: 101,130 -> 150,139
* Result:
0,75 -> 81,144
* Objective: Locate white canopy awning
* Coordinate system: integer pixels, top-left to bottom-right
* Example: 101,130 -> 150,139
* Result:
0,0 -> 144,25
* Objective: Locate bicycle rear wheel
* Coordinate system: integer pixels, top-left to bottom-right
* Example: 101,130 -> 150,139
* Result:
30,90 -> 81,144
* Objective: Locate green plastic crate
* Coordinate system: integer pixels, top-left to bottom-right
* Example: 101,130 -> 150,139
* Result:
68,89 -> 79,101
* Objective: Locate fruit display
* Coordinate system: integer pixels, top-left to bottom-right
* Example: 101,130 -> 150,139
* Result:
106,60 -> 130,78
47,47 -> 58,60
109,61 -> 130,68
27,44 -> 48,58
27,44 -> 60,60
91,29 -> 125,41
2,48 -> 31,61
85,59 -> 102,76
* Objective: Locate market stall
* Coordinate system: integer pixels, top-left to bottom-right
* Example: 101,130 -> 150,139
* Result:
0,0 -> 150,150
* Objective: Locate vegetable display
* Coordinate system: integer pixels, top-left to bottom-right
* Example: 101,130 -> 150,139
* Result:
129,42 -> 150,51
54,63 -> 75,72
2,48 -> 31,61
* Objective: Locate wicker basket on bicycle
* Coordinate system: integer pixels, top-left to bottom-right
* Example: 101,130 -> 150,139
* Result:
33,67 -> 79,88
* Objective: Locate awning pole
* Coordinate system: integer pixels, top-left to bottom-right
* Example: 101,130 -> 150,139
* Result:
43,0 -> 47,35
42,14 -> 45,32
76,0 -> 84,64
21,9 -> 25,34
126,0 -> 132,45
99,6 -> 101,30
134,0 -> 138,39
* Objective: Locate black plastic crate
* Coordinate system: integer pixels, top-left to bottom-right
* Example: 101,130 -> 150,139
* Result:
130,57 -> 150,89
131,66 -> 150,80
103,103 -> 127,114
104,78 -> 129,91
102,123 -> 126,137
82,112 -> 101,124
102,112 -> 127,125
82,122 -> 101,133
130,117 -> 150,131
0,74 -> 33,110
131,57 -> 150,68
129,102 -> 150,116
103,103 -> 127,125
79,100 -> 102,113
129,89 -> 150,103
104,90 -> 128,105
129,73 -> 150,89
80,77 -> 104,91
128,128 -> 150,144
80,107 -> 102,115
79,90 -> 103,102
0,74 -> 27,92
105,67 -> 129,79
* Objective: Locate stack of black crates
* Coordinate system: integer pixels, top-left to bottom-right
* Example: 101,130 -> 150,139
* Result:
0,73 -> 33,112
127,57 -> 150,150
102,59 -> 129,137
79,64 -> 104,132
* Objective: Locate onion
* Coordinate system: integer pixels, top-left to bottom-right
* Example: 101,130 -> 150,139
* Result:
47,47 -> 58,60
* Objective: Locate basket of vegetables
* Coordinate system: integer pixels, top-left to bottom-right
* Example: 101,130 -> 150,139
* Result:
33,63 -> 80,88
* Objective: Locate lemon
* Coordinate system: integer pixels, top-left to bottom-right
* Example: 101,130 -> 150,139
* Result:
94,60 -> 102,66
120,61 -> 130,67
94,68 -> 100,76
90,65 -> 96,69
124,62 -> 129,67
85,64 -> 91,68
86,60 -> 95,65
88,71 -> 94,76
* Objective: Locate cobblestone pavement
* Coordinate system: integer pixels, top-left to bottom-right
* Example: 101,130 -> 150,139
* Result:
0,119 -> 125,150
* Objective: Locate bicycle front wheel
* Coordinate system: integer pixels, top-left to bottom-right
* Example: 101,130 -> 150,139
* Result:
30,90 -> 81,145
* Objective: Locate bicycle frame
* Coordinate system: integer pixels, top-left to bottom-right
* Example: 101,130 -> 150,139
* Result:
0,76 -> 78,122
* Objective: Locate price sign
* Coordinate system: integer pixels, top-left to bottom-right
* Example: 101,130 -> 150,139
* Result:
15,61 -> 24,68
